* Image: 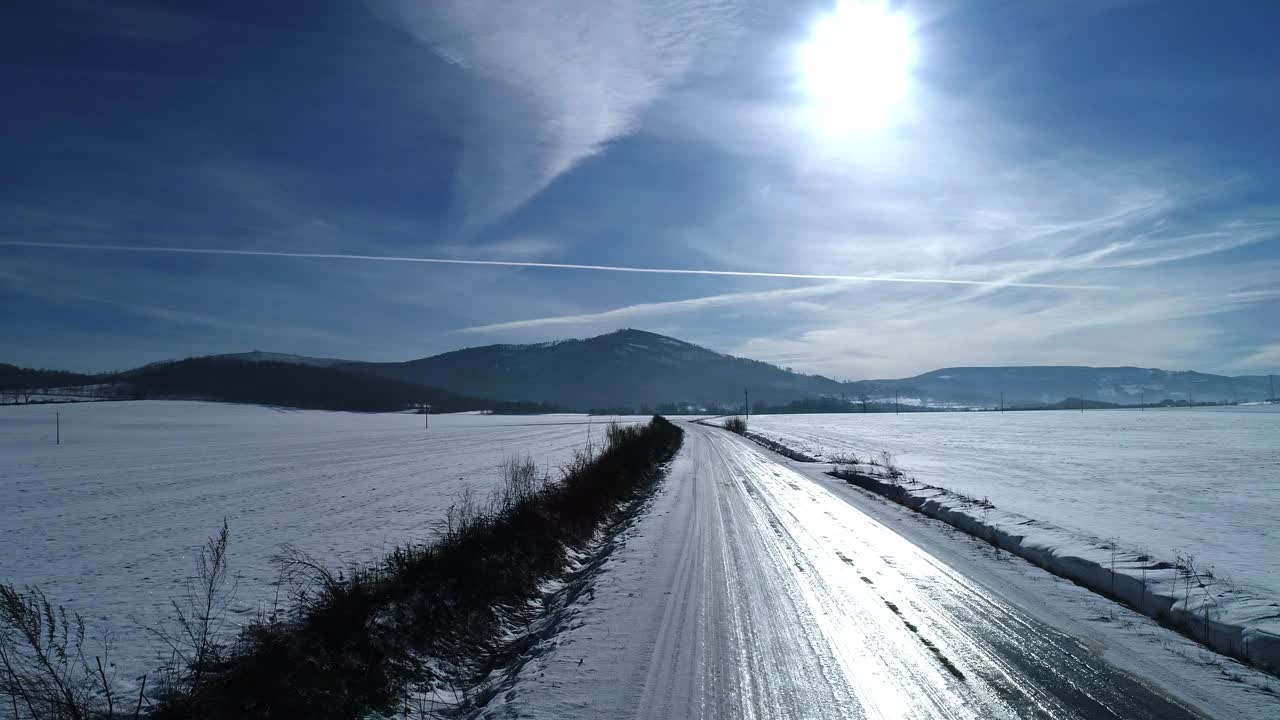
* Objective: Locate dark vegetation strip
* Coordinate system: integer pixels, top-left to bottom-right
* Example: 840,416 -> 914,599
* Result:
121,358 -> 560,413
0,358 -> 560,413
150,415 -> 683,719
0,365 -> 97,392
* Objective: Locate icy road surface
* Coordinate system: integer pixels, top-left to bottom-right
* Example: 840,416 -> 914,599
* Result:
737,409 -> 1280,600
488,423 -> 1213,719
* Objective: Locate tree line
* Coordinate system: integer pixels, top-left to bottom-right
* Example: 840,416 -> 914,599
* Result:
0,358 -> 558,414
119,358 -> 558,414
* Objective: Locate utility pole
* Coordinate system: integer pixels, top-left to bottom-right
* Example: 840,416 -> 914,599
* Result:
425,404 -> 429,429
998,366 -> 1008,412
56,412 -> 60,445
744,387 -> 749,424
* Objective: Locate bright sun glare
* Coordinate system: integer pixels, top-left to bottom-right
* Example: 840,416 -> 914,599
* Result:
798,0 -> 916,132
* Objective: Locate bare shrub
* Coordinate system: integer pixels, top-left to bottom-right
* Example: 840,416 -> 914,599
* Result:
829,452 -> 862,466
723,416 -> 747,434
1134,545 -> 1153,609
498,454 -> 542,508
147,520 -> 236,694
558,446 -> 595,481
605,420 -> 625,446
877,450 -> 904,479
948,489 -> 994,510
1103,538 -> 1121,598
0,584 -> 143,719
2,522 -> 239,718
1173,550 -> 1196,610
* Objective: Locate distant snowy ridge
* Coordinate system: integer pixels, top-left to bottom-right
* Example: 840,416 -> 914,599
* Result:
214,351 -> 351,367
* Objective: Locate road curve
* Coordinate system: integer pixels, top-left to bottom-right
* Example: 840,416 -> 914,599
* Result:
493,422 -> 1205,719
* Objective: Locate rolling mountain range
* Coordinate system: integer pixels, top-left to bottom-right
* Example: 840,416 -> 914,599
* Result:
322,330 -> 1269,409
334,330 -> 1272,410
6,329 -> 1275,411
843,365 -> 1271,409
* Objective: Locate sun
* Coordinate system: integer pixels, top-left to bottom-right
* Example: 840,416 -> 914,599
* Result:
798,0 -> 916,132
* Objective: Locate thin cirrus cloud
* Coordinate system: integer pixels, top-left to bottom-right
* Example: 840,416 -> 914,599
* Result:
731,275 -> 1270,379
1230,343 -> 1280,372
0,241 -> 1109,290
371,0 -> 747,225
459,282 -> 858,333
648,68 -> 1280,377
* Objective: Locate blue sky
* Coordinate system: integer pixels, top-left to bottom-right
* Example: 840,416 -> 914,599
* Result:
2,0 -> 1278,378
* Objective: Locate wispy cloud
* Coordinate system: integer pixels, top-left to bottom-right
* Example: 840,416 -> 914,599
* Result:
1225,343 -> 1280,373
371,0 -> 746,224
652,47 -> 1280,291
459,282 -> 854,333
0,241 -> 1109,289
432,235 -> 567,262
731,261 -> 1280,378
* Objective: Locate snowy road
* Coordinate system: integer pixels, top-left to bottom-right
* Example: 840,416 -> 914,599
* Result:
490,422 -> 1207,719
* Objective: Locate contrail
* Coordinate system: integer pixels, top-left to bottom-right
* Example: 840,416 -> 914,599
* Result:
0,241 -> 1106,289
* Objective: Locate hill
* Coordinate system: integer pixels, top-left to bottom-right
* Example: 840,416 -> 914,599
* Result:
340,329 -> 845,411
0,363 -> 99,391
341,331 -> 1274,411
123,357 -> 558,413
845,366 -> 1272,408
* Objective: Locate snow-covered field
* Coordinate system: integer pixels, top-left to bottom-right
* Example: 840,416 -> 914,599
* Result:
0,401 -> 640,681
730,408 -> 1280,600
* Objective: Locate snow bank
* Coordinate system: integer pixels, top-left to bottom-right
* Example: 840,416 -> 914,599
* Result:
830,467 -> 1280,674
